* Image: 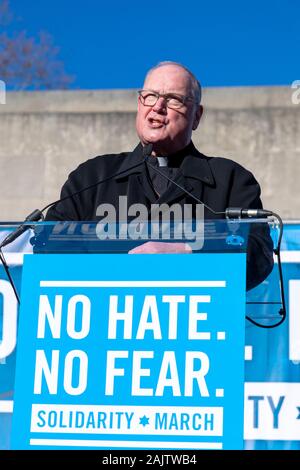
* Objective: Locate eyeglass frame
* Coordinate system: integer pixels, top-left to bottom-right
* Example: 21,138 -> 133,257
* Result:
138,89 -> 195,109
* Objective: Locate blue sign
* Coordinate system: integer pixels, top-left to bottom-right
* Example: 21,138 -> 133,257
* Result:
11,253 -> 246,450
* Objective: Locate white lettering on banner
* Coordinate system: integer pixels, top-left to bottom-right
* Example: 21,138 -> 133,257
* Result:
132,350 -> 155,396
37,295 -> 63,338
30,404 -> 223,436
289,280 -> 300,362
105,350 -> 210,397
34,350 -> 88,396
107,294 -> 211,340
0,280 -> 18,360
184,352 -> 210,397
34,350 -> 60,394
156,351 -> 181,396
244,382 -> 300,440
162,295 -> 185,339
105,350 -> 129,395
188,296 -> 211,340
136,296 -> 162,340
31,289 -> 216,400
108,295 -> 133,339
1,280 -> 222,361
37,295 -> 91,340
66,295 -> 91,339
63,350 -> 88,395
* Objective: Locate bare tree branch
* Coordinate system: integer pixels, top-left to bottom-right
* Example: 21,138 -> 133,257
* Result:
0,0 -> 74,89
0,0 -> 14,26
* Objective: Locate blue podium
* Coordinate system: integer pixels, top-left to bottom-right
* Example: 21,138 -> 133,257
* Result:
0,220 -> 277,450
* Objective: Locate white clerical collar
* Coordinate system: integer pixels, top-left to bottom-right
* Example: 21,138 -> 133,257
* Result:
156,156 -> 168,167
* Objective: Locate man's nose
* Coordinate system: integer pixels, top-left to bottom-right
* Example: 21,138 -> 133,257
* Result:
152,97 -> 168,113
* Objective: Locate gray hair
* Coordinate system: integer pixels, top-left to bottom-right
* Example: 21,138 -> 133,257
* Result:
144,61 -> 202,105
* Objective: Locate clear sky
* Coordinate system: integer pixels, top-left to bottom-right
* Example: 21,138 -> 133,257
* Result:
9,0 -> 300,90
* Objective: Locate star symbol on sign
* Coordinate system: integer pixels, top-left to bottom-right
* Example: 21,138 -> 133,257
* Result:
297,407 -> 300,419
139,415 -> 150,427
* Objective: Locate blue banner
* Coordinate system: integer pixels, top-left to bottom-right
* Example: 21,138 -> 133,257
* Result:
1,223 -> 300,449
11,253 -> 246,450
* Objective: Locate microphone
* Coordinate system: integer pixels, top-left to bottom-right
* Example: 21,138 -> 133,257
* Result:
0,209 -> 44,249
0,144 -> 153,250
225,208 -> 274,219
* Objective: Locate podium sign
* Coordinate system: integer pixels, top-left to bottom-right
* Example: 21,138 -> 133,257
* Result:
12,252 -> 246,450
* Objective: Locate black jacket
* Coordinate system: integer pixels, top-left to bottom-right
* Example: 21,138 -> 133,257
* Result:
46,142 -> 274,289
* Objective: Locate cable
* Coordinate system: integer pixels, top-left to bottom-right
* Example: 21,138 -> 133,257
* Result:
0,247 -> 20,304
145,158 -> 224,216
40,159 -> 147,214
245,212 -> 286,328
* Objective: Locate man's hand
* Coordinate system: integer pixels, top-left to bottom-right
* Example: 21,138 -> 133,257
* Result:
128,241 -> 192,254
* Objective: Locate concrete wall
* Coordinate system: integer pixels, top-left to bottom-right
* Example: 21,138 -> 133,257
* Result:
0,86 -> 299,220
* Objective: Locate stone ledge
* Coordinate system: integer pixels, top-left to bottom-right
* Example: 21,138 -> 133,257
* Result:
0,85 -> 295,113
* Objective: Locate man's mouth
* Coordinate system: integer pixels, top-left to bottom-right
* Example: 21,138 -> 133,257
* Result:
148,117 -> 165,128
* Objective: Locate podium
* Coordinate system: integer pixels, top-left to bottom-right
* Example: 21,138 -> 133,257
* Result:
0,219 -> 277,450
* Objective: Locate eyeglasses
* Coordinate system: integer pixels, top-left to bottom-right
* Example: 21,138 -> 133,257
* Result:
138,89 -> 194,110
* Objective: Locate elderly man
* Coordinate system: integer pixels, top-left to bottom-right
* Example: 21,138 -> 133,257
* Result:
46,61 -> 273,289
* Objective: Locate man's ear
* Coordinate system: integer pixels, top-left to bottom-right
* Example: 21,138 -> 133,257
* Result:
192,105 -> 203,130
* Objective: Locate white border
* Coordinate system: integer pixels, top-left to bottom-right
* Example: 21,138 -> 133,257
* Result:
29,438 -> 222,449
40,280 -> 226,288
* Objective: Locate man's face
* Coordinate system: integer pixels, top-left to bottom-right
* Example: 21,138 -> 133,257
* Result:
136,65 -> 203,156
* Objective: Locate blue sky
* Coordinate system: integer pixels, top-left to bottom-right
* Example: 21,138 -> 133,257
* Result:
8,0 -> 300,89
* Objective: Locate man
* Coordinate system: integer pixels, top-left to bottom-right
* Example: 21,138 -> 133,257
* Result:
46,61 -> 273,289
